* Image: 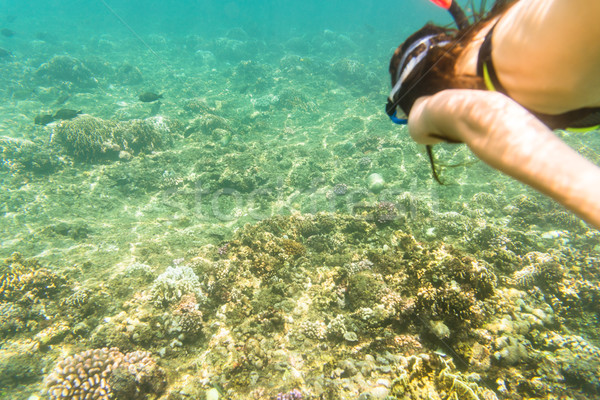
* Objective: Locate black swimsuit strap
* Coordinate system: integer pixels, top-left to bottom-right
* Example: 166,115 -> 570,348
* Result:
476,22 -> 508,95
539,108 -> 600,130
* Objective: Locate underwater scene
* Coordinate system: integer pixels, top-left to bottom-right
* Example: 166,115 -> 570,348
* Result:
1,0 -> 600,399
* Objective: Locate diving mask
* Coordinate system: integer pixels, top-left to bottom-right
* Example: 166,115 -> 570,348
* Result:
386,34 -> 450,125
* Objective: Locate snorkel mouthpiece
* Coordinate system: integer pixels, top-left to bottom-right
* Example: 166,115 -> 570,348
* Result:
386,101 -> 408,124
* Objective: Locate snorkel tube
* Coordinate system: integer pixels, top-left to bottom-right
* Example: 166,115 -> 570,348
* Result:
429,0 -> 470,29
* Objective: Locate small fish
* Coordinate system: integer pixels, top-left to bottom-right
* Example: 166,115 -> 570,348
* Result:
1,28 -> 15,38
0,48 -> 10,58
34,114 -> 55,126
139,92 -> 163,102
53,109 -> 82,120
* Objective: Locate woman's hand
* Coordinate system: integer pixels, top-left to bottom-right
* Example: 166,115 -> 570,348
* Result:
407,95 -> 448,145
406,89 -> 600,229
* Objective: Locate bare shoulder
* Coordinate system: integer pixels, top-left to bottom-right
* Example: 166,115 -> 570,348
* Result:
497,0 -> 600,59
493,0 -> 600,111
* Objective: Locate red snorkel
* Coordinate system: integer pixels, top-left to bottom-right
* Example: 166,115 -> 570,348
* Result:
429,0 -> 470,29
430,0 -> 452,8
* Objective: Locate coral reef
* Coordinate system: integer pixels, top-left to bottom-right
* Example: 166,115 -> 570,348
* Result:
533,331 -> 600,392
0,340 -> 45,389
0,136 -> 65,175
158,214 -> 502,397
4,208 -> 600,399
45,347 -> 166,400
171,293 -> 204,338
51,115 -> 171,162
0,253 -> 66,304
150,265 -> 205,307
35,55 -> 97,88
184,113 -> 232,138
275,388 -> 302,400
115,64 -> 143,85
211,37 -> 254,62
0,254 -> 82,394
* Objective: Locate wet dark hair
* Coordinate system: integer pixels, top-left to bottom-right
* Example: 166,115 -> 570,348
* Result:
389,24 -> 484,118
390,0 -> 520,116
389,0 -> 519,183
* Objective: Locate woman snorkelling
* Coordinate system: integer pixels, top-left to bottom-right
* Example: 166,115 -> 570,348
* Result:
387,0 -> 600,229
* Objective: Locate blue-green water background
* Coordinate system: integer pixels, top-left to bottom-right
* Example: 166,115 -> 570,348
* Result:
1,0 -> 449,41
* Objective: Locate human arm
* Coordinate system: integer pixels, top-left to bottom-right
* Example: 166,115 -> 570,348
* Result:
408,89 -> 600,229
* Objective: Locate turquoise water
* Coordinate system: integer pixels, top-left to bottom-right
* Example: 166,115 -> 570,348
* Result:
1,1 -> 600,399
0,0 -> 443,39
